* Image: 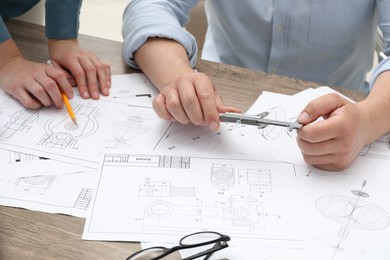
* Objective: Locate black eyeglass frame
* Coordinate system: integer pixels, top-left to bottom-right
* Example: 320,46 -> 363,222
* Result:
126,231 -> 231,260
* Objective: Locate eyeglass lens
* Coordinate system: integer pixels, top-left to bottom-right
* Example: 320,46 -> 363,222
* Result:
181,232 -> 222,246
127,247 -> 168,260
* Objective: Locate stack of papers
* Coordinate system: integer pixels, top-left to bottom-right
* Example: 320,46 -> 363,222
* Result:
1,74 -> 389,259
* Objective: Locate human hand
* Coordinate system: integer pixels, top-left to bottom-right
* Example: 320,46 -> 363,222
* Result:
48,39 -> 111,99
296,93 -> 370,171
152,72 -> 240,130
0,56 -> 74,109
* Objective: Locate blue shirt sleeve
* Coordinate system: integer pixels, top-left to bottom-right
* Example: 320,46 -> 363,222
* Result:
122,0 -> 199,69
0,0 -> 40,42
45,0 -> 82,39
369,0 -> 390,88
0,17 -> 11,42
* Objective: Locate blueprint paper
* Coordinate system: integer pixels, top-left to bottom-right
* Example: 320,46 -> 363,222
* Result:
0,74 -> 170,167
245,87 -> 353,166
83,152 -> 305,248
0,149 -> 92,179
0,171 -> 98,218
301,154 -> 390,260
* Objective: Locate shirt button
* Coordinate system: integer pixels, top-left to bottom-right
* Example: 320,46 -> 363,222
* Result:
276,25 -> 284,32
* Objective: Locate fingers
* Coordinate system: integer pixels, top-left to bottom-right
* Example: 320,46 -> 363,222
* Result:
297,93 -> 349,125
33,75 -> 62,108
297,134 -> 356,171
193,76 -> 220,129
296,94 -> 363,171
15,83 -> 45,109
152,93 -> 175,121
55,56 -> 111,100
45,63 -> 74,97
92,56 -> 111,96
153,72 -> 240,130
154,73 -> 219,129
301,152 -> 354,172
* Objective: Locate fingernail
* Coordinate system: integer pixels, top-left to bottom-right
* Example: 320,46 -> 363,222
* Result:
93,90 -> 99,99
298,112 -> 310,122
209,121 -> 219,131
83,91 -> 90,98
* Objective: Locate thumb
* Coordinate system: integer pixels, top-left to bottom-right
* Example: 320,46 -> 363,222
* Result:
298,93 -> 348,124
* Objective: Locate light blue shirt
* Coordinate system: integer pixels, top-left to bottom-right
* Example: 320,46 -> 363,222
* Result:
123,0 -> 390,93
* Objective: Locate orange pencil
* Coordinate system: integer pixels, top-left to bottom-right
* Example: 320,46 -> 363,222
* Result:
62,93 -> 78,125
47,60 -> 77,125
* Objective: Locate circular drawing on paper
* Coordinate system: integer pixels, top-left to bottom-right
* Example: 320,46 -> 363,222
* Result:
316,195 -> 390,231
212,168 -> 234,182
22,175 -> 54,185
144,201 -> 173,218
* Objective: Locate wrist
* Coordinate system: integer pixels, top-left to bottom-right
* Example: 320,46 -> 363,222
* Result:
0,39 -> 22,68
47,38 -> 78,55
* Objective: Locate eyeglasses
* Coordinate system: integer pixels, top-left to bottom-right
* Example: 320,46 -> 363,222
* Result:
126,231 -> 230,260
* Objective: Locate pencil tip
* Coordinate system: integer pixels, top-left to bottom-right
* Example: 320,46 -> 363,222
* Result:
72,118 -> 78,126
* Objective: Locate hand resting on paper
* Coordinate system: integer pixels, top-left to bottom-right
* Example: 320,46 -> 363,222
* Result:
296,93 -> 378,171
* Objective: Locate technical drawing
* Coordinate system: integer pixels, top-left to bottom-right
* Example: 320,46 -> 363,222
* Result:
315,180 -> 390,258
257,107 -> 285,140
38,103 -> 99,149
155,123 -> 225,152
138,194 -> 278,236
0,109 -> 39,141
73,188 -> 93,210
13,175 -> 56,195
104,109 -> 150,149
155,107 -> 299,152
104,154 -> 191,169
141,198 -> 203,232
247,169 -> 272,193
0,94 -> 15,113
138,179 -> 196,197
218,195 -> 264,229
8,150 -> 48,163
359,133 -> 390,160
211,163 -> 236,189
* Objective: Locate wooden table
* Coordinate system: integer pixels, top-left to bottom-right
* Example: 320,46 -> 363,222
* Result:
0,20 -> 367,260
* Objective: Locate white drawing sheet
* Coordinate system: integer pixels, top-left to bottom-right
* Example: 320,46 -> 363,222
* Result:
0,148 -> 92,179
301,155 -> 390,260
83,152 -> 305,249
0,171 -> 98,218
0,74 -> 169,167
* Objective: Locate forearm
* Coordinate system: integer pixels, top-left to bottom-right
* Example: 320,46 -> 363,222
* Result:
359,71 -> 390,142
0,38 -> 22,68
134,37 -> 194,90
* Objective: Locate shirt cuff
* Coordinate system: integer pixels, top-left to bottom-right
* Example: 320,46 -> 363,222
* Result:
122,24 -> 198,70
369,56 -> 390,88
0,18 -> 11,43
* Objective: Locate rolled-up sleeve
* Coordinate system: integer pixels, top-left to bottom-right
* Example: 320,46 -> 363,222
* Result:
0,17 -> 11,42
369,0 -> 390,87
45,0 -> 82,39
122,0 -> 198,69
